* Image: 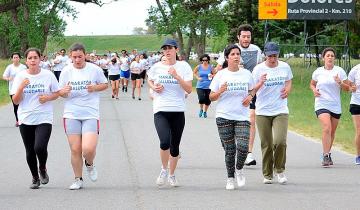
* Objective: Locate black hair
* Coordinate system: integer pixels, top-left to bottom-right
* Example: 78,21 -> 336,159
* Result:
322,47 -> 336,58
24,48 -> 41,59
224,44 -> 241,59
11,52 -> 21,59
60,48 -> 66,53
199,54 -> 210,62
69,43 -> 86,54
237,24 -> 253,36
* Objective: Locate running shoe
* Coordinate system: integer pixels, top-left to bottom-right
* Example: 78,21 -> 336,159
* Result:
30,178 -> 40,189
263,178 -> 272,184
355,156 -> 360,165
69,178 -> 83,190
329,153 -> 333,165
203,112 -> 207,118
226,178 -> 235,190
322,153 -> 331,167
138,97 -> 141,101
236,169 -> 245,188
124,86 -> 128,92
122,86 -> 125,92
198,110 -> 203,118
168,175 -> 179,187
277,173 -> 288,184
86,164 -> 98,182
39,169 -> 49,185
245,153 -> 257,166
156,168 -> 168,186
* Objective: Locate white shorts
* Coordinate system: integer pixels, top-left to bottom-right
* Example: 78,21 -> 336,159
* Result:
63,118 -> 99,135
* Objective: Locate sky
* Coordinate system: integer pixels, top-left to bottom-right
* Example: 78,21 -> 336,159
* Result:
64,0 -> 157,36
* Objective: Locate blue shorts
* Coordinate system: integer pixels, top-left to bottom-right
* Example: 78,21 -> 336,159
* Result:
63,118 -> 99,135
120,70 -> 130,79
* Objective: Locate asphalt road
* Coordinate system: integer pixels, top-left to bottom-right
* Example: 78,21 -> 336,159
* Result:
0,84 -> 359,210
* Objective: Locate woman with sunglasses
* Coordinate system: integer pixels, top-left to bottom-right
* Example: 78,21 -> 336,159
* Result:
193,54 -> 216,118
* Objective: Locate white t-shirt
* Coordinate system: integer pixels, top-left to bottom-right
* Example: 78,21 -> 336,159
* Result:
59,62 -> 108,120
3,63 -> 27,94
217,44 -> 262,72
10,69 -> 59,125
210,68 -> 254,121
120,56 -> 130,71
312,65 -> 347,114
53,55 -> 69,72
147,61 -> 193,113
253,61 -> 293,116
108,63 -> 120,75
348,64 -> 360,105
130,61 -> 142,74
40,61 -> 51,71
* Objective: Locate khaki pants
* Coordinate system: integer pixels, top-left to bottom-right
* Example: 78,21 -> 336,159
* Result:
256,114 -> 288,179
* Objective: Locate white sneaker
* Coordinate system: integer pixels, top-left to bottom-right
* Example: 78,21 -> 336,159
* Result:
86,164 -> 98,182
156,168 -> 168,186
236,169 -> 246,188
245,153 -> 256,166
263,178 -> 272,184
226,178 -> 235,190
69,178 -> 83,190
168,175 -> 179,187
277,173 -> 288,184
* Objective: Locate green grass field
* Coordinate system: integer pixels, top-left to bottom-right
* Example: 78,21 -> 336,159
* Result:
0,59 -> 10,105
46,35 -> 168,54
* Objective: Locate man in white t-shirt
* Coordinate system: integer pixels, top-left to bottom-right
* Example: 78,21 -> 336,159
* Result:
216,24 -> 262,166
53,49 -> 69,81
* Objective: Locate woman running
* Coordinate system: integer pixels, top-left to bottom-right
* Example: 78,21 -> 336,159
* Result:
130,55 -> 142,100
11,48 -> 59,189
59,43 -> 108,190
108,57 -> 121,99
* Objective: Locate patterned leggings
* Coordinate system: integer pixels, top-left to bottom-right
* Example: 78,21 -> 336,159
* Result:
216,118 -> 250,178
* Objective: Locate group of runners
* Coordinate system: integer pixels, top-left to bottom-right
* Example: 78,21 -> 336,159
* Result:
3,23 -> 360,190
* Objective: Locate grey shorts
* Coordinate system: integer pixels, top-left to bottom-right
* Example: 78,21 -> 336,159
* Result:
63,118 -> 99,135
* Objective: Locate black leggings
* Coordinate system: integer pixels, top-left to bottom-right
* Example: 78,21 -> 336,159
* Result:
154,112 -> 185,157
10,95 -> 19,122
196,88 -> 211,106
19,123 -> 52,178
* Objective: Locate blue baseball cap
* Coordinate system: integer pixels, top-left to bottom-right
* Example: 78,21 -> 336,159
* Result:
264,42 -> 280,56
161,39 -> 178,49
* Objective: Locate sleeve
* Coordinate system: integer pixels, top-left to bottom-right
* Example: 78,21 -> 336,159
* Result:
209,72 -> 220,92
348,67 -> 356,83
311,69 -> 319,81
339,68 -> 347,81
10,74 -> 22,95
252,66 -> 259,84
96,66 -> 108,84
286,64 -> 293,81
248,74 -> 255,90
182,62 -> 193,81
58,69 -> 68,88
3,65 -> 10,78
49,73 -> 60,92
147,65 -> 156,80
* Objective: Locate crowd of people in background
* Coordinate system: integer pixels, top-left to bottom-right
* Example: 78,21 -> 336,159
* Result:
2,23 -> 360,191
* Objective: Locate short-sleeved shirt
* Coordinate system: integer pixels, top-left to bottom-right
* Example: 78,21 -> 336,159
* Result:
59,62 -> 108,120
3,63 -> 27,94
147,61 -> 193,113
10,69 -> 59,125
252,61 -> 293,116
108,63 -> 121,75
210,68 -> 254,121
312,65 -> 347,114
348,64 -> 360,105
130,61 -> 142,74
217,44 -> 262,72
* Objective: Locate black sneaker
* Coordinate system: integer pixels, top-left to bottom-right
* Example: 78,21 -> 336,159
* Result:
322,154 -> 330,167
30,178 -> 40,189
124,86 -> 128,92
138,97 -> 141,101
122,86 -> 125,92
39,169 -> 49,185
329,153 -> 333,165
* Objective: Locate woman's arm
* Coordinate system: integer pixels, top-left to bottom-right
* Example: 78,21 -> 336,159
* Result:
310,79 -> 320,97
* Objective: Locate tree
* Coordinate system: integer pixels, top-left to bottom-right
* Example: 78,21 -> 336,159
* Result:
132,27 -> 146,35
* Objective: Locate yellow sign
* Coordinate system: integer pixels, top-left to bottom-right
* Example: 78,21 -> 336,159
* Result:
259,0 -> 287,20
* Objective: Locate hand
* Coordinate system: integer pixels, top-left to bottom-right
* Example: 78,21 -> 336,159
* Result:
333,74 -> 341,86
153,83 -> 164,93
38,94 -> 48,104
20,78 -> 30,89
259,73 -> 267,85
168,66 -> 179,79
61,82 -> 72,95
242,94 -> 252,107
280,87 -> 289,99
350,84 -> 357,92
8,76 -> 14,81
219,82 -> 228,94
87,84 -> 97,93
312,88 -> 321,97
